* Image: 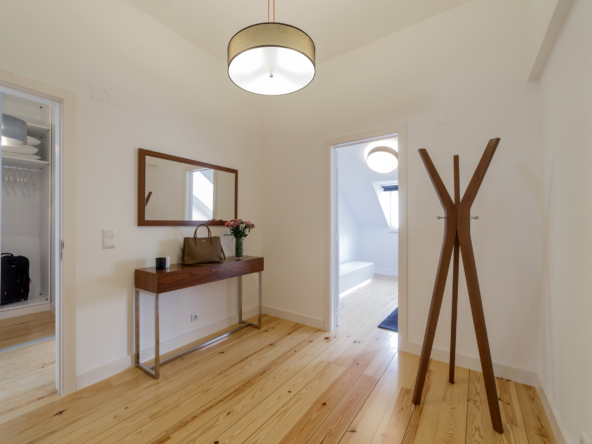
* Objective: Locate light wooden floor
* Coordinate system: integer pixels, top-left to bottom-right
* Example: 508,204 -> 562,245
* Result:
0,275 -> 557,443
0,310 -> 55,350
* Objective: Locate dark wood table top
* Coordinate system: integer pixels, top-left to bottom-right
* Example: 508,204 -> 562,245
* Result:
135,256 -> 264,294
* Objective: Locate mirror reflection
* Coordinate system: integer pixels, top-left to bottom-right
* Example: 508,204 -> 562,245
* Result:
144,156 -> 236,222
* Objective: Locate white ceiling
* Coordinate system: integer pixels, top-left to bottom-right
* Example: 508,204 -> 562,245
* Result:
338,138 -> 398,228
125,0 -> 473,64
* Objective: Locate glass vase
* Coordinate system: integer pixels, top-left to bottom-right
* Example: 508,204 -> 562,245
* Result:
235,238 -> 244,258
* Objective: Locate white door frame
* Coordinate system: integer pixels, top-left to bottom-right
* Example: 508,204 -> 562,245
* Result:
0,70 -> 77,395
324,124 -> 408,347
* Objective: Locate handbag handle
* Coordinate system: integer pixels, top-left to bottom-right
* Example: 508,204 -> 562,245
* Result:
193,224 -> 213,245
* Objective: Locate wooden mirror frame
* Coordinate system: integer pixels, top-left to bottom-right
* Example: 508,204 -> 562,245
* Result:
138,148 -> 238,226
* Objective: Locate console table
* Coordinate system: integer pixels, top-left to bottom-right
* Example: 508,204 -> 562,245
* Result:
134,256 -> 264,379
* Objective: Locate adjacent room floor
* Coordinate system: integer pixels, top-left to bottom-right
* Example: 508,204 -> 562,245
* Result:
0,311 -> 58,425
0,311 -> 55,349
0,278 -> 556,443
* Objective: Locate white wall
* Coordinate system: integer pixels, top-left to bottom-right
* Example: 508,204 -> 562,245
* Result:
539,0 -> 592,441
144,157 -> 189,221
337,192 -> 361,264
360,227 -> 398,276
0,0 -> 264,385
262,0 -> 542,378
214,170 -> 236,221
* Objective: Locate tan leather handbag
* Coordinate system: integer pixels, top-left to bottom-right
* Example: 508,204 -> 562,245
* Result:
181,224 -> 226,265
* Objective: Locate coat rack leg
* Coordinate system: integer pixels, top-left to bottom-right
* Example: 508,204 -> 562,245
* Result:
457,138 -> 503,433
450,155 -> 460,384
413,149 -> 458,406
458,229 -> 503,433
449,234 -> 460,383
412,231 -> 456,405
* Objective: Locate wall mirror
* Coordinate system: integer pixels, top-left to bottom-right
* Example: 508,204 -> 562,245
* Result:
138,149 -> 237,226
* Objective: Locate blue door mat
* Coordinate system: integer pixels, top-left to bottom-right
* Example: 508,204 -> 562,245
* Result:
378,308 -> 398,332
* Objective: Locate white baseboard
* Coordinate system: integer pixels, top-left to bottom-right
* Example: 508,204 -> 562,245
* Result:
399,339 -> 539,387
536,374 -> 571,444
77,354 -> 134,390
77,306 -> 261,390
375,268 -> 398,276
77,305 -> 324,390
0,302 -> 50,319
262,305 -> 325,330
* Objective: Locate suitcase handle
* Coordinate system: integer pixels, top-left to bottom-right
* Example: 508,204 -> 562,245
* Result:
1,253 -> 13,257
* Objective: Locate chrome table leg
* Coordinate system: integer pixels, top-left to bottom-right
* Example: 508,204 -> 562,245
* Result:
135,271 -> 263,380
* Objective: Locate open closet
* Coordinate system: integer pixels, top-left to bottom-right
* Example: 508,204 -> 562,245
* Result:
1,92 -> 53,319
0,86 -> 61,404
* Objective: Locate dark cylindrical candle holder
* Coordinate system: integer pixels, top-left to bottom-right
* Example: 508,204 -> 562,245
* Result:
155,257 -> 167,270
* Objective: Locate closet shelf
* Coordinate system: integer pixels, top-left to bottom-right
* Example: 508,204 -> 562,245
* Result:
27,123 -> 50,140
2,154 -> 49,170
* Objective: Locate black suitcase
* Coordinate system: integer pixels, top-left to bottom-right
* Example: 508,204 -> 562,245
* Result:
1,253 -> 30,305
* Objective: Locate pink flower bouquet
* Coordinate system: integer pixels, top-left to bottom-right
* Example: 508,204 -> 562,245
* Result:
224,219 -> 255,239
225,219 -> 254,258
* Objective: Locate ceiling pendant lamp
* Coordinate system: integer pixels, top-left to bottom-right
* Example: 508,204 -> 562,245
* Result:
228,0 -> 315,95
366,146 -> 399,174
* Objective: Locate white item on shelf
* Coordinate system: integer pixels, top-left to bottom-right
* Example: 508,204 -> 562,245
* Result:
2,153 -> 48,170
27,136 -> 41,146
2,134 -> 40,147
2,152 -> 41,160
1,114 -> 27,146
2,145 -> 39,155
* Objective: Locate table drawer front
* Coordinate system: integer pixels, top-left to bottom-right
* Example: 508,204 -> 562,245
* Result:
135,269 -> 158,293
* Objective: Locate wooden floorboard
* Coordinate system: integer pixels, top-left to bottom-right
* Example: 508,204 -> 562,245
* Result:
0,276 -> 557,444
0,310 -> 55,350
0,334 -> 57,426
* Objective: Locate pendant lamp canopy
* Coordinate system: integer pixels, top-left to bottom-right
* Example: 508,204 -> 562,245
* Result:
228,1 -> 315,95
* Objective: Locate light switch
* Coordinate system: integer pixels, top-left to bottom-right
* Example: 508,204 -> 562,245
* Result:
102,229 -> 115,249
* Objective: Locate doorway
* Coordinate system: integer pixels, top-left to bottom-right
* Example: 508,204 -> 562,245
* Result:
325,125 -> 408,347
0,84 -> 63,411
335,136 -> 399,328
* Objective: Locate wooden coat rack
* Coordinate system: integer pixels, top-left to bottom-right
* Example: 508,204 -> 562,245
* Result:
412,138 -> 503,434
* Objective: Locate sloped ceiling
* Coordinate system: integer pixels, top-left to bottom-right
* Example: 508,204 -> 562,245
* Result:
124,0 -> 473,64
338,138 -> 398,228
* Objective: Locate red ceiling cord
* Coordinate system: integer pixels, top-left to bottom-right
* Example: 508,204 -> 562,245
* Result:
268,0 -> 275,22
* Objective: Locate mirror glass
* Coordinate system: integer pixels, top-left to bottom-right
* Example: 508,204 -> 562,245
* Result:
143,155 -> 236,222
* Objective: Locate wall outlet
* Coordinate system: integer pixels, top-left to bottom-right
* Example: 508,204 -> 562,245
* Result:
582,432 -> 591,444
191,312 -> 199,322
